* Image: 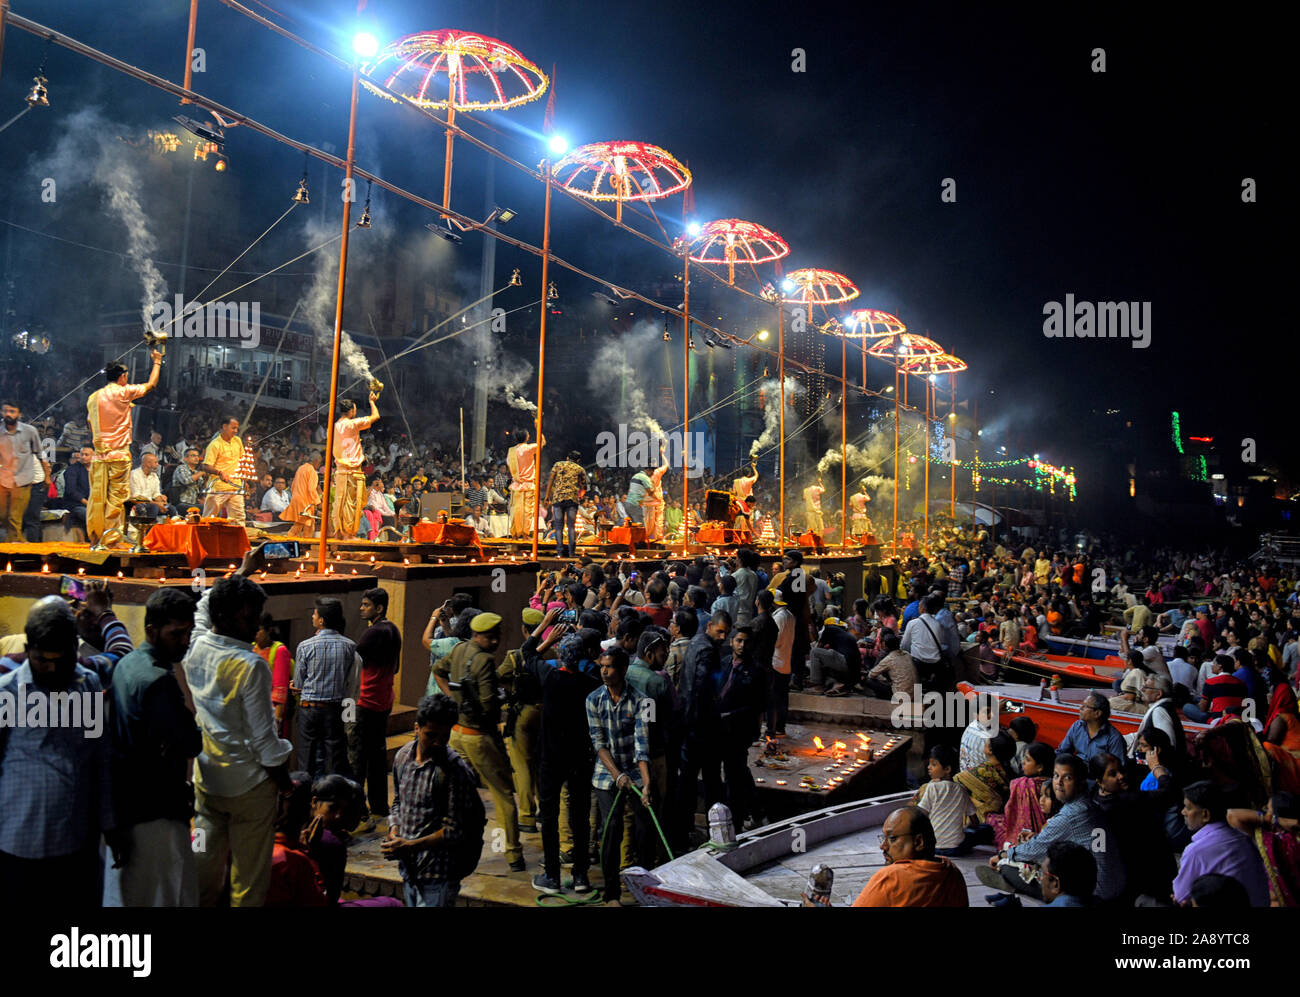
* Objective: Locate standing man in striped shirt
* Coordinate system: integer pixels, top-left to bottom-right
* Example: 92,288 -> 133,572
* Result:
292,598 -> 360,780
85,352 -> 163,549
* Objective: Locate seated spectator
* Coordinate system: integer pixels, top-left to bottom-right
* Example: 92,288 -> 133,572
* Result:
1172,781 -> 1269,907
959,694 -> 999,772
978,753 -> 1125,902
1089,751 -> 1177,904
264,772 -> 328,908
851,806 -> 968,907
1039,840 -> 1096,907
1227,791 -> 1300,907
1057,693 -> 1128,764
1189,873 -> 1252,908
987,741 -> 1055,847
863,632 -> 916,701
912,745 -> 976,855
955,730 -> 1014,822
1007,715 -> 1039,775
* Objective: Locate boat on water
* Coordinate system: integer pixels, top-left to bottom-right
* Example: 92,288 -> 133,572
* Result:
1041,631 -> 1177,661
962,645 -> 1124,687
955,680 -> 1211,745
621,790 -> 1030,907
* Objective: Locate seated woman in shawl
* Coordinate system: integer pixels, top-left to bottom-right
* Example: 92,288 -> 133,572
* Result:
1263,671 -> 1300,794
1228,791 -> 1300,907
955,730 -> 1015,822
986,741 -> 1056,848
1193,707 -> 1273,810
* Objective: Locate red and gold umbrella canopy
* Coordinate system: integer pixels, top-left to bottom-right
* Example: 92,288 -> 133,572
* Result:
899,351 -> 968,375
841,308 -> 907,339
361,31 -> 549,214
867,332 -> 944,359
681,218 -> 790,284
780,268 -> 860,319
553,140 -> 692,222
360,30 -> 549,110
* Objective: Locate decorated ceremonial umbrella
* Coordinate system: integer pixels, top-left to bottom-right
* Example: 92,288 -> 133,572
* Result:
863,332 -> 941,553
553,140 -> 692,224
361,30 -> 549,214
682,218 -> 790,285
772,269 -> 859,540
551,140 -> 692,549
899,351 -> 968,550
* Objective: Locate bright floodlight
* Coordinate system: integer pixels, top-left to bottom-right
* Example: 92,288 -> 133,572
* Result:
353,32 -> 380,58
548,134 -> 569,155
757,329 -> 769,341
687,221 -> 702,237
781,279 -> 794,291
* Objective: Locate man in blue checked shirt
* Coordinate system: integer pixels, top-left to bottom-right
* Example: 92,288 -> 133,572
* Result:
0,596 -> 124,907
586,646 -> 654,905
292,597 -> 360,780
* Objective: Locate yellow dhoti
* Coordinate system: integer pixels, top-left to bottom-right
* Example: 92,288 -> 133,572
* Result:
331,466 -> 367,538
806,506 -> 824,534
87,457 -> 130,546
642,499 -> 664,541
509,488 -> 535,538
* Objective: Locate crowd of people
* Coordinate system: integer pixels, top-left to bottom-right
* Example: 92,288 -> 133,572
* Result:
837,532 -> 1300,907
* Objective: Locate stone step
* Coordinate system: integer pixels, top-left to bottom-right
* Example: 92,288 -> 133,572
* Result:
386,731 -> 415,767
387,703 -> 416,737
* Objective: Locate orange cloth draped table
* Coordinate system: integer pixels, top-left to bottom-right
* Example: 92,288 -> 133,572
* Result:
411,521 -> 484,556
696,526 -> 753,546
607,524 -> 647,554
144,521 -> 250,569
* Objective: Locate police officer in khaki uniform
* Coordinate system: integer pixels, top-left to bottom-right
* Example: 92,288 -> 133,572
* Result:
499,607 -> 545,833
433,612 -> 525,870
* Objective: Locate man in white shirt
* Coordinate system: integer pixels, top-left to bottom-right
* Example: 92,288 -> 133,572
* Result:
184,549 -> 293,906
901,592 -> 946,686
140,430 -> 165,461
1167,648 -> 1200,698
769,593 -> 795,737
260,475 -> 291,515
128,452 -> 172,516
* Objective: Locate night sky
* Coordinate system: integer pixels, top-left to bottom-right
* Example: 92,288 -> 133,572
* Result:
0,1 -> 1285,490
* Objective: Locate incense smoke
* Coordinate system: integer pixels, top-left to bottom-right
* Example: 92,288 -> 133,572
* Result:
587,321 -> 665,438
750,378 -> 803,459
302,215 -> 373,383
28,108 -> 169,331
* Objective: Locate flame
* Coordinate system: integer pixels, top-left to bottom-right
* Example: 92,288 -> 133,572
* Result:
813,736 -> 825,751
856,732 -> 870,745
832,740 -> 847,752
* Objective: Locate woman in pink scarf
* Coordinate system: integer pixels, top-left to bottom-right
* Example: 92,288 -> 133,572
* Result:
986,742 -> 1054,847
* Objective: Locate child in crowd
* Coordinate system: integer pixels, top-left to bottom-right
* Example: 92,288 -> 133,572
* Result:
1007,715 -> 1039,775
913,745 -> 977,855
987,741 -> 1055,847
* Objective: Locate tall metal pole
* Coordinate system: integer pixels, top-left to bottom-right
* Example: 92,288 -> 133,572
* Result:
441,71 -> 456,216
923,378 -> 931,552
180,0 -> 198,104
778,301 -> 786,544
471,157 -> 495,462
971,396 -> 979,536
316,55 -> 361,573
949,374 -> 956,517
892,360 -> 899,557
529,158 -> 554,560
680,253 -> 691,555
840,332 -> 847,547
0,0 -> 9,81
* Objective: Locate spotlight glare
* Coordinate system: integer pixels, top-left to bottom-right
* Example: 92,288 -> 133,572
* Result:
547,134 -> 569,156
757,329 -> 769,341
353,32 -> 380,58
686,221 -> 702,237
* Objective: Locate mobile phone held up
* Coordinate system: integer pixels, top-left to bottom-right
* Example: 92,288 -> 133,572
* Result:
262,540 -> 302,560
60,574 -> 87,602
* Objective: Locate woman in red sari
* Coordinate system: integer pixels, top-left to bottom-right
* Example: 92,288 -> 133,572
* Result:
987,742 -> 1055,847
1264,673 -> 1300,794
1228,792 -> 1300,907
